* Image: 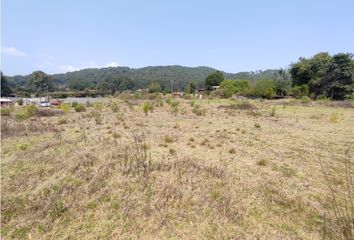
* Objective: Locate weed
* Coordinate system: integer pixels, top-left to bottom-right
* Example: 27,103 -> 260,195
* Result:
74,104 -> 86,112
1,107 -> 12,116
192,104 -> 206,116
58,118 -> 67,125
329,112 -> 341,123
93,102 -> 104,112
143,102 -> 154,116
169,149 -> 176,155
254,122 -> 261,128
71,101 -> 79,108
229,148 -> 236,154
111,102 -> 120,113
257,159 -> 268,166
164,135 -> 174,143
60,103 -> 70,113
15,105 -> 38,120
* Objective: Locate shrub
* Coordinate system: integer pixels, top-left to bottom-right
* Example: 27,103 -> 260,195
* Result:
254,122 -> 261,128
232,100 -> 256,110
74,104 -> 86,112
93,102 -> 104,112
220,79 -> 249,98
300,96 -> 311,103
190,100 -> 196,107
192,104 -> 206,116
15,105 -> 38,120
111,102 -> 120,113
71,101 -> 79,108
257,159 -> 268,166
329,112 -> 341,123
1,107 -> 12,116
169,100 -> 179,115
60,103 -> 70,113
143,102 -> 154,115
164,135 -> 174,143
250,79 -> 276,99
229,148 -> 236,154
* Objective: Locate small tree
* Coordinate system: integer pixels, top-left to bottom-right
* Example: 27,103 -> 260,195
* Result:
185,81 -> 196,93
205,71 -> 224,90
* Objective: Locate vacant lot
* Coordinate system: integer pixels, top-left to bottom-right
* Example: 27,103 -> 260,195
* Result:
1,98 -> 353,239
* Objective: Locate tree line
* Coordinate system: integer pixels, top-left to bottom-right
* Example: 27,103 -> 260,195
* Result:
209,52 -> 353,100
1,52 -> 353,100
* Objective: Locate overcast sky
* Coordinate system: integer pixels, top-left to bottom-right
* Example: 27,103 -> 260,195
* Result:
1,0 -> 354,75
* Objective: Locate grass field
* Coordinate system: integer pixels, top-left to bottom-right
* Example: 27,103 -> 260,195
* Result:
1,98 -> 353,239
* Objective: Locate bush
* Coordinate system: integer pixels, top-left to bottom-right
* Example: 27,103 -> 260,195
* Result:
249,79 -> 276,99
220,79 -> 249,98
93,102 -> 104,112
71,101 -> 79,108
110,102 -> 120,113
60,103 -> 70,113
231,100 -> 256,110
192,104 -> 206,116
300,96 -> 311,103
143,102 -> 154,115
74,104 -> 86,112
15,105 -> 38,120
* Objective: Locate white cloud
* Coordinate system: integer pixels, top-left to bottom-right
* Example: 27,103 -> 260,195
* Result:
58,61 -> 119,73
1,47 -> 27,57
59,65 -> 81,72
106,62 -> 119,67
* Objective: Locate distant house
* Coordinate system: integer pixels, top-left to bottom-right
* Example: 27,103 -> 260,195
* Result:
211,86 -> 220,90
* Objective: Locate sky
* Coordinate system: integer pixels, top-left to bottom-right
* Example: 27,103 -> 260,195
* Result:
1,0 -> 354,76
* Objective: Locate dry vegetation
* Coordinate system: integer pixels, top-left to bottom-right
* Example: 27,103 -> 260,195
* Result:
1,97 -> 353,239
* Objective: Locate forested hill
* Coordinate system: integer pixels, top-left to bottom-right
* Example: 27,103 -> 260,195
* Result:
6,65 -> 279,91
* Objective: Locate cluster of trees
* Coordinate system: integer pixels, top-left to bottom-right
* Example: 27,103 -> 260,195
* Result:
290,52 -> 354,100
217,52 -> 353,100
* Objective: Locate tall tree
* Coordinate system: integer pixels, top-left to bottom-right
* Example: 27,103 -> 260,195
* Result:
320,53 -> 354,100
27,71 -> 53,94
205,71 -> 224,90
273,69 -> 292,96
1,72 -> 13,97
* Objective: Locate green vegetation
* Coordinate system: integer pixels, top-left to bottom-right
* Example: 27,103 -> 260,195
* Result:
205,71 -> 224,90
290,52 -> 354,100
143,102 -> 154,115
74,104 -> 86,112
15,105 -> 38,120
220,79 -> 249,97
4,53 -> 353,100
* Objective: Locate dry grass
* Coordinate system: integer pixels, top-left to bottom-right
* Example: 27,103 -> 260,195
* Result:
1,99 -> 353,239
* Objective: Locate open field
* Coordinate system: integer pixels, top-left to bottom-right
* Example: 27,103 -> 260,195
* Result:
1,98 -> 353,239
